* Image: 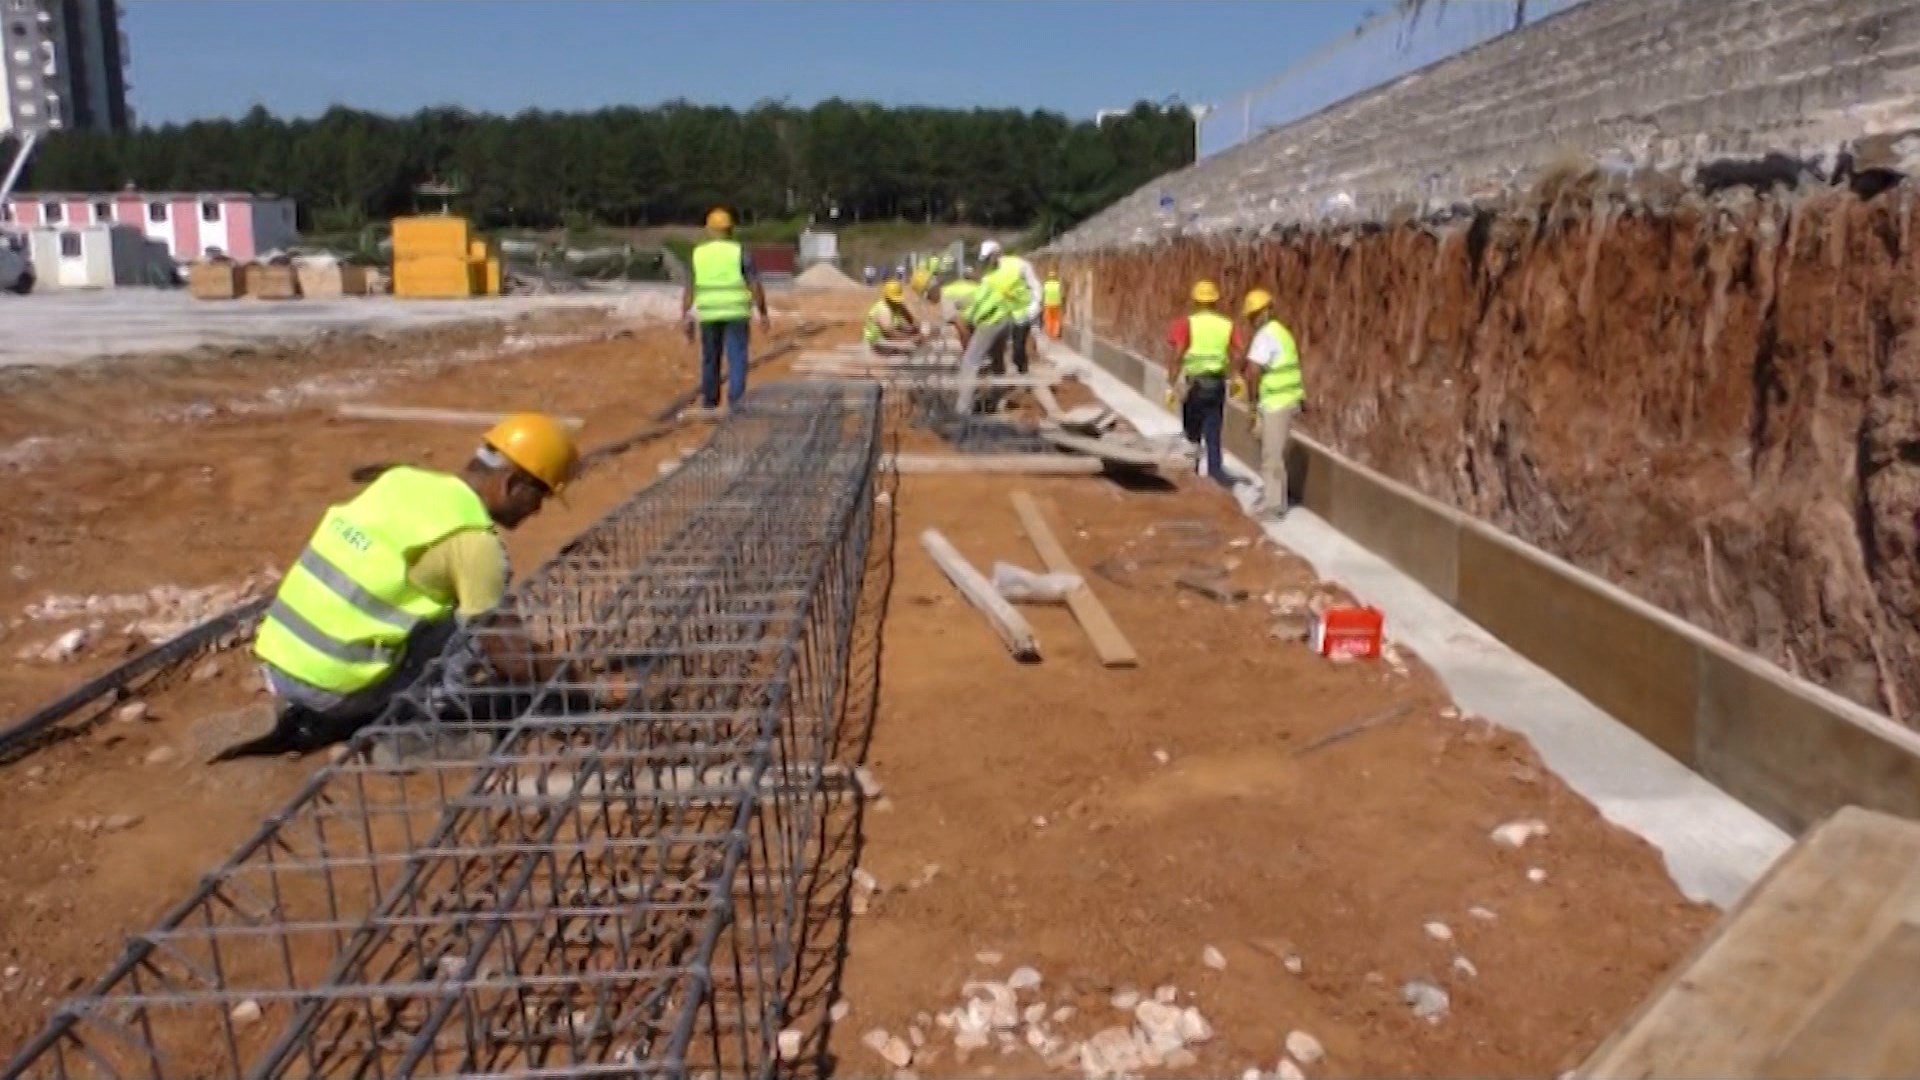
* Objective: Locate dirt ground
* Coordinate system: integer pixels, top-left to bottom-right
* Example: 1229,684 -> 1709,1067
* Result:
0,294 -> 1710,1076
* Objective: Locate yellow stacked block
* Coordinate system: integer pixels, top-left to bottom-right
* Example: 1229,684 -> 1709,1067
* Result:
393,255 -> 475,299
484,258 -> 502,296
391,215 -> 471,260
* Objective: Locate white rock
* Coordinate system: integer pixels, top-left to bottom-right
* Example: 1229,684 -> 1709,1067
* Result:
1423,921 -> 1454,942
114,701 -> 151,724
862,1029 -> 890,1055
1110,989 -> 1140,1010
1154,985 -> 1178,1004
1528,866 -> 1549,884
1053,1005 -> 1076,1023
1402,979 -> 1450,1023
144,746 -> 178,766
963,980 -> 1020,1029
1283,953 -> 1305,975
1452,955 -> 1480,978
1023,1003 -> 1046,1024
1202,945 -> 1227,970
954,1028 -> 990,1051
1032,815 -> 1049,828
42,627 -> 88,662
1277,1057 -> 1308,1080
1490,819 -> 1550,849
1007,966 -> 1042,992
1134,1000 -> 1182,1041
1243,1069 -> 1265,1080
1468,905 -> 1498,921
1153,749 -> 1171,765
908,1026 -> 925,1048
1178,1006 -> 1213,1044
853,766 -> 882,797
1024,1025 -> 1055,1053
1081,1026 -> 1146,1076
830,1000 -> 851,1022
975,949 -> 1004,965
778,1028 -> 803,1061
101,812 -> 142,833
882,1036 -> 913,1068
230,999 -> 263,1025
1285,1030 -> 1324,1065
1439,707 -> 1461,720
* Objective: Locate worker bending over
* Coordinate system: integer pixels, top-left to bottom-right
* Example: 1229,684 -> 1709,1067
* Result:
680,207 -> 771,416
978,240 -> 1043,375
1042,270 -> 1064,339
1235,288 -> 1305,519
216,415 -> 580,761
953,246 -> 1028,414
1165,279 -> 1246,490
866,279 -> 923,355
936,268 -> 981,352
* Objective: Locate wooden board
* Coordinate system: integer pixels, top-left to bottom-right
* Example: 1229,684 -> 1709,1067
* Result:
1009,491 -> 1138,668
1041,428 -> 1186,467
887,453 -> 1105,476
338,404 -> 586,431
806,374 -> 1062,389
1578,805 -> 1920,1080
919,528 -> 1040,662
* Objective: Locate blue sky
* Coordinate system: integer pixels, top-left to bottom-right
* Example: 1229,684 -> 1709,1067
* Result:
123,1 -> 1379,124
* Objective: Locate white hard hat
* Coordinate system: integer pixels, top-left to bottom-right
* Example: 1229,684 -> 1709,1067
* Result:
978,240 -> 1002,261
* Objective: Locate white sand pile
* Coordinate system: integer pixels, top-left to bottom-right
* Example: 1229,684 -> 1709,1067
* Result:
794,262 -> 862,289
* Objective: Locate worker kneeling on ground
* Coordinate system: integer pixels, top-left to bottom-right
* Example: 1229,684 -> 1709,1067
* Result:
1235,288 -> 1305,520
216,414 -> 579,761
866,279 -> 923,355
1164,279 -> 1246,490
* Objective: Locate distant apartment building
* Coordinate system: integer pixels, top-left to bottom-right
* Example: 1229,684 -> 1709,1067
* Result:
1,191 -> 298,261
1,0 -> 132,135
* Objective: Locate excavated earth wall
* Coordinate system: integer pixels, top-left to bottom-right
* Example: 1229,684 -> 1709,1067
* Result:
1056,182 -> 1920,724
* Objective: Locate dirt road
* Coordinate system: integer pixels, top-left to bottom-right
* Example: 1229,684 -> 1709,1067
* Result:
0,298 -> 1708,1077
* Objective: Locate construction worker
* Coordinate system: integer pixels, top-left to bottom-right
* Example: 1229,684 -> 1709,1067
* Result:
934,267 -> 981,352
1164,279 -> 1246,489
679,207 -> 771,416
219,414 -> 581,760
866,279 -> 923,355
1235,288 -> 1305,519
978,240 -> 1043,375
954,243 -> 1028,414
1042,270 -> 1065,339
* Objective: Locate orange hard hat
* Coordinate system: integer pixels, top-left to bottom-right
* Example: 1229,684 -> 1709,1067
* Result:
483,413 -> 580,492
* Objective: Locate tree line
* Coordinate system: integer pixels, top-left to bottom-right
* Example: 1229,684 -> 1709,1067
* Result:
10,100 -> 1194,236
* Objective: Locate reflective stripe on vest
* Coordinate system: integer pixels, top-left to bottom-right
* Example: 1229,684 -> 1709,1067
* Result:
691,240 -> 751,323
1256,319 -> 1305,412
1183,311 -> 1234,377
254,467 -> 494,696
1042,279 -> 1063,306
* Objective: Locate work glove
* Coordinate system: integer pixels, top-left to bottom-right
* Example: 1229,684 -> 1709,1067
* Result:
1229,379 -> 1248,404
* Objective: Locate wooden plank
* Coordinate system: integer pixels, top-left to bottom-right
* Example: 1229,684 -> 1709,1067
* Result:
337,404 -> 586,430
919,528 -> 1040,662
1009,491 -> 1138,668
1758,922 -> 1920,1079
1041,428 -> 1185,467
886,453 -> 1105,476
1579,806 -> 1920,1080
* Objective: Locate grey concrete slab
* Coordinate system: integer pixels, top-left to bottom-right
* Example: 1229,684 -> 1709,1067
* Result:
1049,340 -> 1791,909
0,286 -> 677,369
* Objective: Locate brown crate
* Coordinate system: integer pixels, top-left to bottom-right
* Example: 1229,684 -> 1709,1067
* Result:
188,262 -> 243,301
244,264 -> 301,301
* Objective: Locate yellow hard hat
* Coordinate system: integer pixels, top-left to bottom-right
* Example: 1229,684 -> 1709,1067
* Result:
882,280 -> 905,302
484,413 -> 580,492
1191,280 -> 1221,304
1242,288 -> 1273,316
705,207 -> 733,231
908,269 -> 930,292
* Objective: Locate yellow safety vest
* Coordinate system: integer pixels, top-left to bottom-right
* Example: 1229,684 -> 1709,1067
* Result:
1255,319 -> 1304,412
943,280 -> 979,317
970,260 -> 1028,327
999,255 -> 1034,315
691,239 -> 751,323
865,300 -> 907,344
1042,279 -> 1063,307
1182,311 -> 1234,377
255,467 -> 494,696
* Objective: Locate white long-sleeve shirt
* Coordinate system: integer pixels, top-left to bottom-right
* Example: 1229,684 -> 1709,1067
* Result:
1012,257 -> 1043,324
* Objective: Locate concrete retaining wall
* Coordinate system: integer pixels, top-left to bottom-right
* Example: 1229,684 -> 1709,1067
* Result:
1076,327 -> 1920,836
1057,0 -> 1920,251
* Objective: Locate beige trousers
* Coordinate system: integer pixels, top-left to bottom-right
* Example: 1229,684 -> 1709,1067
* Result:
1259,405 -> 1298,515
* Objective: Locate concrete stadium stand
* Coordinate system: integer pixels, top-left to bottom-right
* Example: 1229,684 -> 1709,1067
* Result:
1075,327 -> 1920,837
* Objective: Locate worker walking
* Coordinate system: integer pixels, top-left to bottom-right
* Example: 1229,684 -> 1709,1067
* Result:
1042,271 -> 1065,339
1236,289 -> 1305,519
679,207 -> 771,416
218,414 -> 580,760
866,279 -> 923,355
1164,279 -> 1246,490
978,240 -> 1043,375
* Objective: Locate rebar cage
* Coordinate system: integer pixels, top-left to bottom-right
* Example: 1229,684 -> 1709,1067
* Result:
8,381 -> 885,1080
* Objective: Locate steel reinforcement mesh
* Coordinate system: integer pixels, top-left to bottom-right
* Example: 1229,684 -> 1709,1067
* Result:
7,381 -> 884,1080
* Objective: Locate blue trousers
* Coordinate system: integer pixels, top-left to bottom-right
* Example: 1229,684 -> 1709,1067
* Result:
1181,375 -> 1230,487
699,320 -> 751,408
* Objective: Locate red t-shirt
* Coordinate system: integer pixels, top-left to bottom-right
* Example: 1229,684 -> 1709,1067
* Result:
1166,315 -> 1247,354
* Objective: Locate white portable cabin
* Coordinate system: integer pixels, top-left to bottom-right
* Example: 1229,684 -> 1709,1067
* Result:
26,224 -> 174,288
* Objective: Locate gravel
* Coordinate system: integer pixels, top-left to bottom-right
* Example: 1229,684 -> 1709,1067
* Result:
1423,921 -> 1454,942
230,999 -> 263,1025
1490,819 -> 1550,848
1202,945 -> 1228,970
114,701 -> 152,724
143,746 -> 178,766
1402,979 -> 1451,1023
1285,1030 -> 1325,1065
